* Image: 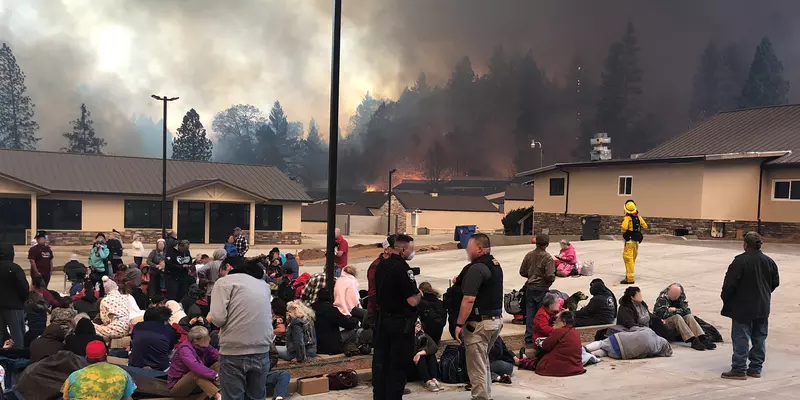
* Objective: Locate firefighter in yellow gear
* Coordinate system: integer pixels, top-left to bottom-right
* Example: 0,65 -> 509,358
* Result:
621,200 -> 647,284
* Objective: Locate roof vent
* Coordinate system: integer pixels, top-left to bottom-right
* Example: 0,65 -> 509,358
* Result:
430,192 -> 439,197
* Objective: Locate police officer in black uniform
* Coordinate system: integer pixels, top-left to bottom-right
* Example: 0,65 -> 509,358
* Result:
372,234 -> 421,400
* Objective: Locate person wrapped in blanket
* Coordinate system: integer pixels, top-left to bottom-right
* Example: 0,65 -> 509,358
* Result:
584,326 -> 673,360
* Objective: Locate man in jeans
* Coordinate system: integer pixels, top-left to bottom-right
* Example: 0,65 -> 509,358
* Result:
519,234 -> 555,345
0,244 -> 29,348
720,232 -> 780,380
210,257 -> 273,399
454,234 -> 504,400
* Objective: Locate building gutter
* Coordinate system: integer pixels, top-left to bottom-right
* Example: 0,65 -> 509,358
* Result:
756,158 -> 769,235
558,167 -> 570,216
704,151 -> 791,161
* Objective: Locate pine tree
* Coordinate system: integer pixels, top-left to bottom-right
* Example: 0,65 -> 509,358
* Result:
514,52 -> 546,172
0,43 -> 39,150
172,108 -> 213,161
689,42 -> 723,122
298,118 -> 327,188
720,44 -> 748,110
738,37 -> 790,108
307,118 -> 323,148
62,103 -> 106,154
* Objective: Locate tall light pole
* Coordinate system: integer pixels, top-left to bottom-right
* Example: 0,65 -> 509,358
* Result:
530,139 -> 543,168
387,168 -> 397,235
324,0 -> 343,286
151,94 -> 179,239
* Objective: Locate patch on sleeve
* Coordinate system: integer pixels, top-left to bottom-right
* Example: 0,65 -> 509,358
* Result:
407,269 -> 416,282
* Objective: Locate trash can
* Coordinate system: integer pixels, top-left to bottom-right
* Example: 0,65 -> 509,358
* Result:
581,215 -> 601,241
454,225 -> 477,249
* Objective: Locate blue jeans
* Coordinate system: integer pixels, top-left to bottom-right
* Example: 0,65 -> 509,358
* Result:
490,360 -> 514,381
731,318 -> 768,374
265,370 -> 290,399
524,287 -> 547,344
219,352 -> 269,400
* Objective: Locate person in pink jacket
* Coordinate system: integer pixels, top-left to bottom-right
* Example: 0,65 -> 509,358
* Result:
168,326 -> 221,399
555,240 -> 579,277
333,265 -> 365,320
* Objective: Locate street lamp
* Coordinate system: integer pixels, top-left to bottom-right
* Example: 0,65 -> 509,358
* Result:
324,0 -> 343,286
530,139 -> 543,168
387,168 -> 397,235
151,94 -> 179,239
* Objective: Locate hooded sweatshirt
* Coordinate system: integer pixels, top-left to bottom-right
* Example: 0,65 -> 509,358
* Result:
30,324 -> 67,362
282,254 -> 299,278
65,318 -> 104,356
576,279 -> 617,324
203,249 -> 227,283
0,244 -> 29,310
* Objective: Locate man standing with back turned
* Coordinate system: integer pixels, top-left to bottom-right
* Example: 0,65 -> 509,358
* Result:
720,232 -> 779,380
455,233 -> 504,400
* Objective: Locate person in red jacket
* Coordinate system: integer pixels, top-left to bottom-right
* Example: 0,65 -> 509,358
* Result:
535,311 -> 585,377
532,293 -> 561,343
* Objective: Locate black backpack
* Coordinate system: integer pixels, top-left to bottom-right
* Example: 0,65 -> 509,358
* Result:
277,276 -> 296,302
438,344 -> 468,383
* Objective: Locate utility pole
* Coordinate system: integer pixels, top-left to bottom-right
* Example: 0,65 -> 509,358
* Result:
324,0 -> 343,286
151,94 -> 179,239
387,168 -> 397,235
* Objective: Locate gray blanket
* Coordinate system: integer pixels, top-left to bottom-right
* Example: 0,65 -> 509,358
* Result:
611,327 -> 673,360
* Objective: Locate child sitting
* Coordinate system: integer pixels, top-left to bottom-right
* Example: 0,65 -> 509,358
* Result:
411,320 -> 442,392
50,296 -> 78,335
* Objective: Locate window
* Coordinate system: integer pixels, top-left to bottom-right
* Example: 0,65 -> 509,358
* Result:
37,199 -> 81,230
125,200 -> 173,229
549,178 -> 565,196
618,176 -> 633,196
773,180 -> 800,200
255,204 -> 283,231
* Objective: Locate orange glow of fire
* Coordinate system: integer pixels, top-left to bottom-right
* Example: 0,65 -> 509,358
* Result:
365,185 -> 378,192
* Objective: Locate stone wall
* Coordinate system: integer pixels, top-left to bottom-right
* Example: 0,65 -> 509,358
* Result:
377,194 -> 407,234
533,212 -> 800,241
254,231 -> 302,245
27,229 -> 165,246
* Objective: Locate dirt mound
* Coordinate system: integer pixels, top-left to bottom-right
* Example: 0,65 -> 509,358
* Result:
297,248 -> 325,261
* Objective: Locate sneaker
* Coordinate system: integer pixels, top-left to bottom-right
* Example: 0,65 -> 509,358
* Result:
518,347 -> 526,360
620,279 -> 635,285
433,379 -> 443,390
700,335 -> 717,350
498,374 -> 512,384
464,383 -> 472,391
690,337 -> 706,351
424,380 -> 439,392
721,370 -> 747,380
746,371 -> 761,378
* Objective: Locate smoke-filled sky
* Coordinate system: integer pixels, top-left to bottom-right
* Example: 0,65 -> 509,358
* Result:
2,0 -> 800,157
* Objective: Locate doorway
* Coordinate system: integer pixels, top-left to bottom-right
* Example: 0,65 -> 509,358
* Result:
0,198 -> 31,244
177,201 -> 206,244
209,203 -> 250,244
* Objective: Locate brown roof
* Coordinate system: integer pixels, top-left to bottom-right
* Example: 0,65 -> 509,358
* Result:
394,192 -> 500,213
503,185 -> 534,201
642,104 -> 800,164
301,203 -> 373,222
354,192 -> 390,209
0,149 -> 311,201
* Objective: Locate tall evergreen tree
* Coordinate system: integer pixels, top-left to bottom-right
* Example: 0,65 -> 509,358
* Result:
298,118 -> 327,188
346,92 -> 381,143
513,52 -> 546,172
595,22 -> 643,157
172,108 -> 213,161
689,42 -> 723,122
62,103 -> 106,154
738,37 -> 790,108
0,43 -> 39,150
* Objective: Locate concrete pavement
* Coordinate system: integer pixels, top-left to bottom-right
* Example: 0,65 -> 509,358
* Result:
304,239 -> 800,399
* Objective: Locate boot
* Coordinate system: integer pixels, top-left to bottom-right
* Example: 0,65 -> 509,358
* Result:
721,370 -> 747,380
689,337 -> 706,351
699,335 -> 716,350
620,278 -> 635,284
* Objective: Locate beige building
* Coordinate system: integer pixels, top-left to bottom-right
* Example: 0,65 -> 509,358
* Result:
488,185 -> 534,214
390,192 -> 504,235
0,149 -> 310,245
518,104 -> 800,240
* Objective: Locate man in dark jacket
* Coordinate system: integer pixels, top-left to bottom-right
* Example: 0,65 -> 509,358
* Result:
0,244 -> 29,348
106,230 -> 124,275
720,232 -> 779,380
282,253 -> 299,278
519,234 -> 555,345
573,278 -> 617,327
64,254 -> 88,284
164,240 -> 193,301
313,288 -> 361,355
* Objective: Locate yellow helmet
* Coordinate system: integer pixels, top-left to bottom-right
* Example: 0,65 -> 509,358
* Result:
624,200 -> 637,214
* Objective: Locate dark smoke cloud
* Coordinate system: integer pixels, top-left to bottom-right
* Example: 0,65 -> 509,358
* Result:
3,0 -> 800,158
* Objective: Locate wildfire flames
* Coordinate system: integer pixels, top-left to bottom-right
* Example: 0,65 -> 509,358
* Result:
365,185 -> 378,192
364,169 -> 429,191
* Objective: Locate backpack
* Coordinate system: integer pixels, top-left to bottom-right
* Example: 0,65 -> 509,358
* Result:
443,285 -> 463,325
504,289 -> 523,315
438,344 -> 468,383
277,276 -> 296,302
419,299 -> 445,335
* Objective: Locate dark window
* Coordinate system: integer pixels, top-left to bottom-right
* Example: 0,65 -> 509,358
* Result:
618,176 -> 633,195
549,178 -> 565,196
255,205 -> 283,231
125,200 -> 173,229
37,199 -> 81,230
793,181 -> 800,200
774,181 -> 790,199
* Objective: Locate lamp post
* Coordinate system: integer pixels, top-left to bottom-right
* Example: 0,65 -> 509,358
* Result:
151,94 -> 179,239
530,139 -> 543,168
387,168 -> 397,235
324,0 -> 343,286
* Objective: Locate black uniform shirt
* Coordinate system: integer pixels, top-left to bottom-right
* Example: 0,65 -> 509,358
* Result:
374,254 -> 418,315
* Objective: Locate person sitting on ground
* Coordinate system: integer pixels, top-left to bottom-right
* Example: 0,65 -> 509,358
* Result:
489,336 -> 520,384
272,298 -> 288,346
94,278 -> 131,340
299,269 -> 328,307
418,281 -> 447,344
282,253 -> 299,279
24,290 -> 48,346
140,265 -> 151,294
168,326 -> 221,399
30,323 -> 67,362
223,234 -> 238,257
32,275 -> 60,308
129,306 -> 178,371
653,283 -> 716,351
410,320 -> 442,392
313,288 -> 360,356
119,280 -> 145,323
146,238 -> 167,297
585,326 -> 673,360
185,279 -> 211,318
69,270 -> 87,297
65,317 -> 105,356
61,340 -> 137,400
73,279 -> 100,320
179,304 -> 213,340
533,293 -> 562,342
114,263 -> 129,284
199,249 -> 227,283
606,286 -> 672,339
64,254 -> 88,286
333,265 -> 363,318
534,311 -> 585,377
51,296 -> 78,334
266,342 -> 291,400
180,283 -> 202,317
573,279 -> 617,327
554,239 -> 579,277
270,247 -> 286,265
277,300 -> 317,362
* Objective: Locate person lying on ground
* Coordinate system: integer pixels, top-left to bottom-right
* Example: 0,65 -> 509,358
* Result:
65,317 -> 105,357
573,279 -> 617,327
62,340 -> 137,400
410,319 -> 442,392
533,311 -> 585,377
30,323 -> 66,362
554,239 -> 579,277
312,288 -> 361,356
653,283 -> 716,351
532,292 -> 561,343
168,326 -> 221,400
129,306 -> 178,371
584,326 -> 673,359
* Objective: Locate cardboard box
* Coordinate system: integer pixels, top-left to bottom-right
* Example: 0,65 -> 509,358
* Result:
297,376 -> 329,396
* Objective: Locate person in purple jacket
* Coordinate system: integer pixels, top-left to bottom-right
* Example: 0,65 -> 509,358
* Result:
168,326 -> 221,399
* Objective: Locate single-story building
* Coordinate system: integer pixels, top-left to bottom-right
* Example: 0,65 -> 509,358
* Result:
0,149 -> 310,245
517,104 -> 800,240
384,192 -> 504,235
488,185 -> 534,214
300,203 -> 374,234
